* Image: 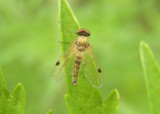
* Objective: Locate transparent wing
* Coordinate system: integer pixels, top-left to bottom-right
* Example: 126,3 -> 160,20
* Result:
51,44 -> 75,81
82,46 -> 103,88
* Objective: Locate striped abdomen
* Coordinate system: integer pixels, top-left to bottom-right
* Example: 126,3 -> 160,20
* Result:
72,56 -> 82,85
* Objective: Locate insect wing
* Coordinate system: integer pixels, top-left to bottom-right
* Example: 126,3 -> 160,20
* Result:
51,45 -> 75,81
82,48 -> 103,88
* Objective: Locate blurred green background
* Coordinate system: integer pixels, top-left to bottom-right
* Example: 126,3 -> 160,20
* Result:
0,0 -> 160,113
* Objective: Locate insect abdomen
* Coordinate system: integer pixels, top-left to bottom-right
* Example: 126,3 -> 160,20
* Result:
72,56 -> 82,86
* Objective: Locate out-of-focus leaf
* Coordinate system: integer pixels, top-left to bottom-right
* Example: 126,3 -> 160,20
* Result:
140,41 -> 160,114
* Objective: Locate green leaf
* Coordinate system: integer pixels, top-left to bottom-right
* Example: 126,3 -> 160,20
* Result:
140,41 -> 160,114
59,0 -> 80,51
103,89 -> 119,114
59,0 -> 119,113
0,68 -> 10,114
0,68 -> 25,114
11,83 -> 25,114
47,109 -> 53,114
0,68 -> 10,98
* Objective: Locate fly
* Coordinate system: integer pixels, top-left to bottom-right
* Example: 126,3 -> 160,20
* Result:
51,28 -> 103,88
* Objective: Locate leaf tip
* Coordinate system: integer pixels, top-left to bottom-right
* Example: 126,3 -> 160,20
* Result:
112,89 -> 120,99
16,83 -> 24,90
140,41 -> 149,50
140,40 -> 146,46
12,83 -> 25,96
18,83 -> 22,86
103,89 -> 120,113
105,89 -> 120,104
140,41 -> 150,60
47,109 -> 53,114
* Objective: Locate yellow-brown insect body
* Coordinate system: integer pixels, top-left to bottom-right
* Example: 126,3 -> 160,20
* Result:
76,36 -> 89,51
72,55 -> 82,85
72,36 -> 89,85
52,28 -> 103,88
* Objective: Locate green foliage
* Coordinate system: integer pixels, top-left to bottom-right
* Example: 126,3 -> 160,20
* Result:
103,89 -> 119,114
59,0 -> 119,113
0,68 -> 25,114
1,0 -> 160,113
140,41 -> 160,114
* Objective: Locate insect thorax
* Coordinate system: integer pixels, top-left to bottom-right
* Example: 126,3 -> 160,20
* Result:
76,36 -> 89,51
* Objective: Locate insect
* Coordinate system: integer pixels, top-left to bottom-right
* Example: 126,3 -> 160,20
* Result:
51,28 -> 103,88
